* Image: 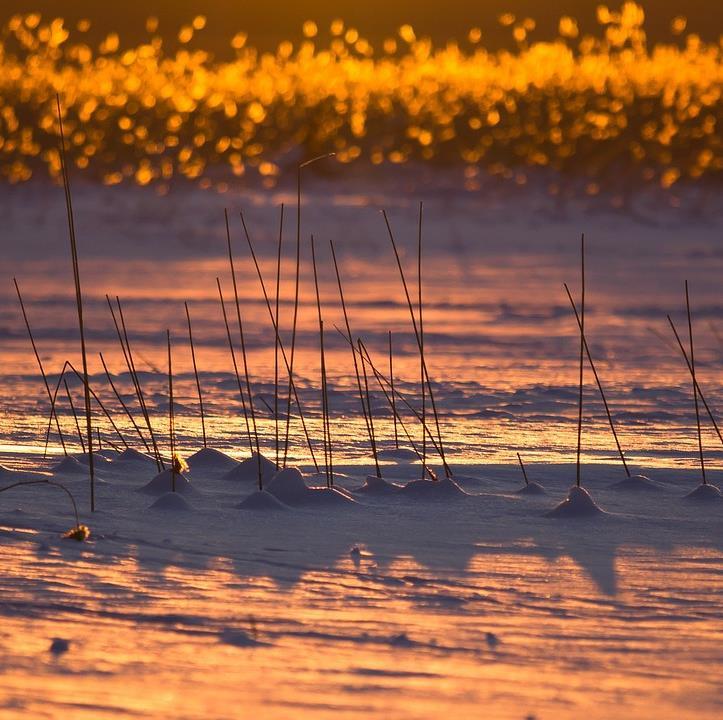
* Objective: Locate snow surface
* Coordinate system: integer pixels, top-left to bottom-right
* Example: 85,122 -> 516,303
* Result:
1,180 -> 722,718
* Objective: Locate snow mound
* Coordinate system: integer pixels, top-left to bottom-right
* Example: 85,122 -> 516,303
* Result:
517,481 -> 546,495
149,492 -> 193,511
140,469 -> 195,496
353,475 -> 403,494
266,467 -> 355,506
223,453 -> 279,484
218,628 -> 265,647
546,485 -> 604,518
398,476 -> 467,498
684,483 -> 721,501
377,447 -> 418,462
113,448 -> 157,466
237,490 -> 288,510
608,474 -> 662,491
187,447 -> 239,472
75,451 -> 112,465
51,456 -> 88,475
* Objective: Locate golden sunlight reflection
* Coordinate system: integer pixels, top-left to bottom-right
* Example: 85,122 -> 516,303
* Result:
0,4 -> 720,196
0,538 -> 720,719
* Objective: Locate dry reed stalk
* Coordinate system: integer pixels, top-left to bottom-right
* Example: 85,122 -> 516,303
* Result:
388,331 -> 398,448
564,283 -> 630,477
63,378 -> 85,453
216,277 -> 254,458
114,297 -> 164,469
274,204 -> 284,467
667,315 -> 723,448
686,281 -> 706,484
239,211 -> 319,471
381,209 -> 450,478
343,331 -> 445,459
358,339 -> 380,475
167,330 -> 176,492
225,210 -> 262,488
516,452 -> 529,486
13,278 -> 68,456
575,234 -> 585,488
99,352 -> 151,452
184,302 -> 207,448
357,338 -> 437,480
418,202 -> 426,479
329,239 -> 380,477
56,94 -> 95,510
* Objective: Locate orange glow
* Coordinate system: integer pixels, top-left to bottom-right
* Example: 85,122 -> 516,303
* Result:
0,5 -> 719,191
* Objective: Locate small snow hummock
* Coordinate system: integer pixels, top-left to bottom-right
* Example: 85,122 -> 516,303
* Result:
112,448 -> 157,466
376,447 -> 418,462
237,490 -> 288,510
546,485 -> 604,518
51,456 -> 88,475
684,483 -> 721,501
608,474 -> 662,491
398,476 -> 467,498
139,469 -> 195,496
517,481 -> 546,495
353,475 -> 403,494
218,628 -> 264,647
149,492 -> 193,511
223,453 -> 279,484
187,447 -> 239,472
266,467 -> 355,506
76,450 -> 113,465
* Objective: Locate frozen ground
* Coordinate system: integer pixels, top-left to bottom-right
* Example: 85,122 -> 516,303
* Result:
0,453 -> 721,720
0,176 -> 722,718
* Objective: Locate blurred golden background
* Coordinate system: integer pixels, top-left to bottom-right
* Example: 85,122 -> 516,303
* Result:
0,2 -> 720,199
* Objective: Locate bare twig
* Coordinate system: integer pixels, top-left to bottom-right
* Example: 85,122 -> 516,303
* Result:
185,302 -> 207,448
686,281 -> 706,484
56,93 -> 95,510
564,283 -> 630,477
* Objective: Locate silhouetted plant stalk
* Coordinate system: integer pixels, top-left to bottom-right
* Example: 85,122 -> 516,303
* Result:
357,338 -> 437,480
99,351 -> 151,452
185,302 -> 207,448
388,331 -> 398,449
358,339 -> 379,478
225,209 -> 262,489
685,281 -> 707,485
56,93 -> 95,511
282,154 -> 335,466
0,477 -> 89,540
310,236 -> 333,487
274,204 -> 284,467
564,283 -> 630,478
418,202 -> 426,479
63,378 -> 85,453
382,209 -> 450,478
667,315 -> 723,448
517,452 -> 530,486
167,330 -> 176,493
355,338 -> 446,465
216,277 -> 254,459
109,296 -> 163,470
239,210 -> 319,471
13,278 -> 67,456
576,234 -> 585,488
329,239 -> 380,477
43,361 -> 129,455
